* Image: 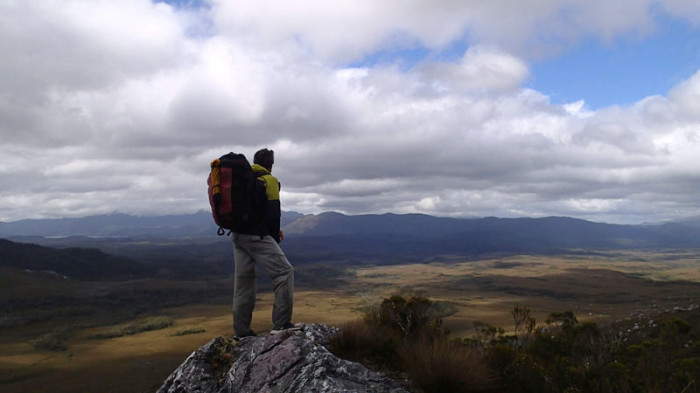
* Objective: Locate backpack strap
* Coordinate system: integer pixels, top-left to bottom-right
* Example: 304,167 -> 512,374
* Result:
253,170 -> 269,178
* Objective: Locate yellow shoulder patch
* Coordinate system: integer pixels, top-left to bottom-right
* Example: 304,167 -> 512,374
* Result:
258,174 -> 280,201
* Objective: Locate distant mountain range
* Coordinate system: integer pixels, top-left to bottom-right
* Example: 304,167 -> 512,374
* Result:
3,212 -> 700,280
3,211 -> 700,265
280,212 -> 700,263
0,211 -> 305,238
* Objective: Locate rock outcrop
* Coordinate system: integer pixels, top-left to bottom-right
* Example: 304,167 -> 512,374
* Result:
156,323 -> 410,393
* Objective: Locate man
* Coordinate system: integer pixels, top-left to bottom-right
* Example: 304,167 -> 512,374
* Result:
231,148 -> 295,338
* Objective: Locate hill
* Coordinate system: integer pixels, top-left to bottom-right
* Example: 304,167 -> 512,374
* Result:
0,238 -> 154,280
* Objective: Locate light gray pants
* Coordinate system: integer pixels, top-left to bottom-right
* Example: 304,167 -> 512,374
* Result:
232,233 -> 294,336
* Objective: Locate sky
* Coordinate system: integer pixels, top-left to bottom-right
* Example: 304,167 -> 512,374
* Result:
1,0 -> 700,224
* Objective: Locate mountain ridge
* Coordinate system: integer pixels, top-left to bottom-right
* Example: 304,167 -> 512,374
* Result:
279,213 -> 700,263
3,212 -> 700,267
1,210 -> 694,238
0,211 -> 306,238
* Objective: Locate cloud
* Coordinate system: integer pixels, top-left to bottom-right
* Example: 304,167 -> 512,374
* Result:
208,0 -> 681,61
0,1 -> 186,91
0,0 -> 188,147
418,47 -> 529,93
1,0 -> 700,224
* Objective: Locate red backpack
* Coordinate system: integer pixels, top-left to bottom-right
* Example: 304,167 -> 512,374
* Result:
207,153 -> 267,235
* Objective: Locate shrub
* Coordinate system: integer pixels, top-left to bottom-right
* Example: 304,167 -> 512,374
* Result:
330,294 -> 493,393
511,304 -> 536,347
344,299 -> 700,393
363,294 -> 449,342
546,310 -> 578,330
471,321 -> 507,346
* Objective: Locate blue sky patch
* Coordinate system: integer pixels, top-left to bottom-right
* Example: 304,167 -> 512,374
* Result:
528,17 -> 700,109
155,0 -> 209,9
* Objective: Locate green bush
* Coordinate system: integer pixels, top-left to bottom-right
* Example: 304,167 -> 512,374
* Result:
363,294 -> 449,342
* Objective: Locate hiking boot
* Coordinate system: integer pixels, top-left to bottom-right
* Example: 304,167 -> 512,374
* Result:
270,323 -> 302,335
234,330 -> 258,340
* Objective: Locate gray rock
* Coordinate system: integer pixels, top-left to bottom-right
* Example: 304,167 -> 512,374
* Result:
157,323 -> 410,393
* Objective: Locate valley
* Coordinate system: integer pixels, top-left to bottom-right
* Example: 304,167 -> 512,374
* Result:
2,249 -> 700,393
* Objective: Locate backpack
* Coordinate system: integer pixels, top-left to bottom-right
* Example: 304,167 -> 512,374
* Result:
207,152 -> 268,236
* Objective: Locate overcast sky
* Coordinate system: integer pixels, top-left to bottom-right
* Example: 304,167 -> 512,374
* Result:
1,0 -> 700,224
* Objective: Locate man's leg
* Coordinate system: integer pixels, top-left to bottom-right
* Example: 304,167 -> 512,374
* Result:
243,235 -> 294,330
232,234 -> 257,336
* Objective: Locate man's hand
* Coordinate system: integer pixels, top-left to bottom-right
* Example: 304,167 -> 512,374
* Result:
279,230 -> 285,242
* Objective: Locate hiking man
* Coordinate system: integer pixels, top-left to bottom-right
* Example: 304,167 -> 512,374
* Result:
231,148 -> 295,338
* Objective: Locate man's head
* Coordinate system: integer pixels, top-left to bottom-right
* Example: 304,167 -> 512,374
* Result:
254,148 -> 274,171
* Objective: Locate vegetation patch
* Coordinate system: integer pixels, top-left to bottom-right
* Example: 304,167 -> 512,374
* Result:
400,340 -> 494,393
295,264 -> 355,288
5,250 -> 700,393
205,337 -> 239,376
331,293 -> 700,393
92,316 -> 174,339
30,330 -> 71,352
491,261 -> 525,269
170,326 -> 206,336
0,370 -> 46,385
331,293 -> 494,392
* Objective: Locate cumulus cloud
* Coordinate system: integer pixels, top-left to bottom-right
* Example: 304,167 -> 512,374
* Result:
0,0 -> 189,147
418,47 -> 529,93
1,0 -> 700,223
208,0 -> 690,60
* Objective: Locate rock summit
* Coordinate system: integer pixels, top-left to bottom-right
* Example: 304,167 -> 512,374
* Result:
157,323 -> 409,393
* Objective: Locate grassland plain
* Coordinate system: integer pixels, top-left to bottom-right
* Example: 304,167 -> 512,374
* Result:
2,250 -> 700,393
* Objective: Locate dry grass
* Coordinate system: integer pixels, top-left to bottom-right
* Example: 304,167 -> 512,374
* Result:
400,340 -> 495,393
329,320 -> 398,365
170,326 -> 206,336
352,251 -> 700,336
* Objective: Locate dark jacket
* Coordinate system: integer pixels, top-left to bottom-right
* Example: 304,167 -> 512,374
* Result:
251,164 -> 282,243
